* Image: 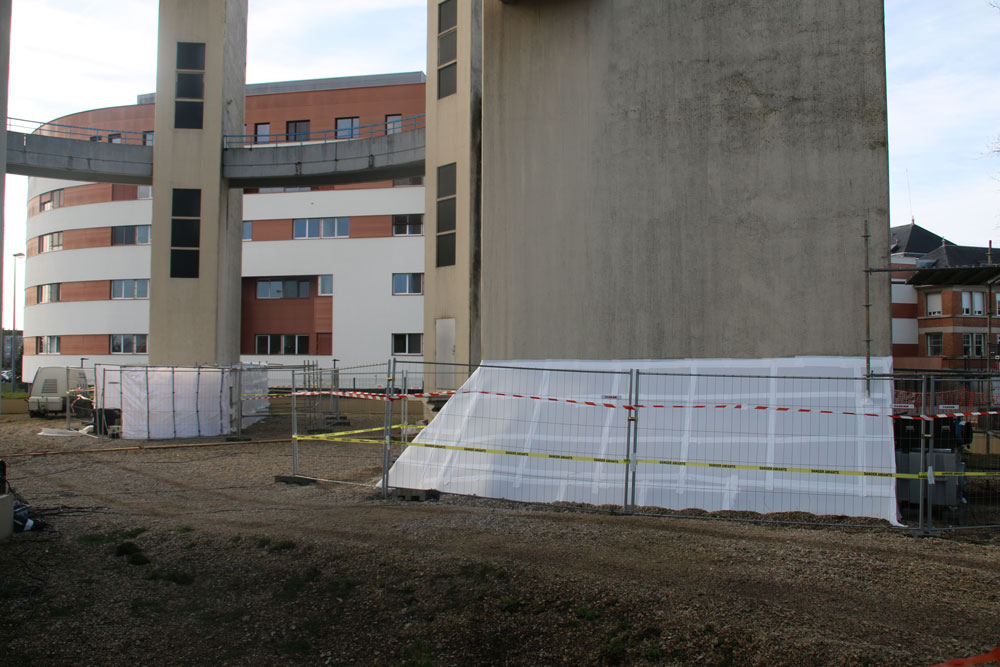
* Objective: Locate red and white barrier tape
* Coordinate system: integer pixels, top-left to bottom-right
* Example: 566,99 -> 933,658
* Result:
240,388 -> 999,422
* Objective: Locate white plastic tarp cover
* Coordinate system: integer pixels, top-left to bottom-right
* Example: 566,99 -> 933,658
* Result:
240,365 -> 270,428
96,366 -> 234,440
388,357 -> 899,524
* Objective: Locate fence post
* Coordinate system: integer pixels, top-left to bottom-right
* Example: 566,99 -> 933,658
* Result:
235,365 -> 243,438
926,375 -> 936,534
382,358 -> 396,498
630,369 -> 640,514
917,374 -> 927,534
623,369 -> 636,513
65,367 -> 72,430
291,369 -> 299,477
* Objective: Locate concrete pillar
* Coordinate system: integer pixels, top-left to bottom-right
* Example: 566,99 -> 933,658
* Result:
0,1 -> 10,404
149,0 -> 247,366
422,0 -> 482,387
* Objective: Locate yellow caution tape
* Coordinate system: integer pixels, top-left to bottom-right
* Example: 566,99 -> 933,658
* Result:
293,430 -> 1000,480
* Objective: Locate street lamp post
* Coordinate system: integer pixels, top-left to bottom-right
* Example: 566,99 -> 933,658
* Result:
12,253 -> 24,389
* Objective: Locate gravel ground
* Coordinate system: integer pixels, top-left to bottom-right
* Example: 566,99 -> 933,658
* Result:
1,411 -> 999,666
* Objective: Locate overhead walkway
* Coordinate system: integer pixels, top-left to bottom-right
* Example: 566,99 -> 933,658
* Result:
5,115 -> 426,186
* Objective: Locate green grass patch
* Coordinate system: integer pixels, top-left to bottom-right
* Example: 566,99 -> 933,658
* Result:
171,525 -> 195,533
268,539 -> 297,552
499,598 -> 520,613
575,605 -> 598,621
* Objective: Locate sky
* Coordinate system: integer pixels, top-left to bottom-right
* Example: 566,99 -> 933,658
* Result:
2,0 -> 999,329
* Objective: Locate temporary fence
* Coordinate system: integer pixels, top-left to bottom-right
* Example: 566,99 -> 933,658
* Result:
289,358 -> 1000,533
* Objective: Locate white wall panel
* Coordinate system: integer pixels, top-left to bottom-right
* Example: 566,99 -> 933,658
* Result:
25,246 -> 151,288
243,187 -> 424,219
891,283 -> 917,304
28,199 -> 152,237
25,300 -> 149,337
891,318 -> 918,345
244,236 -> 424,367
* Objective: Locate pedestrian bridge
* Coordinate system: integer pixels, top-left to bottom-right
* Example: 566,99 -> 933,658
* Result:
5,115 -> 426,187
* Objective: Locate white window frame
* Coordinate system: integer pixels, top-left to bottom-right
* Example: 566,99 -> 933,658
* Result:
38,335 -> 60,355
255,334 -> 309,355
111,279 -> 149,300
392,214 -> 423,236
392,333 -> 423,355
926,332 -> 942,356
318,275 -> 333,296
110,334 -> 148,354
392,273 -> 423,295
386,114 -> 403,135
925,292 -> 942,316
293,217 -> 349,239
38,283 -> 60,304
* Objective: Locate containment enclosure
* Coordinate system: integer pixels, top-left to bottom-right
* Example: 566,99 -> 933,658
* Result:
387,357 -> 899,524
94,364 -> 269,440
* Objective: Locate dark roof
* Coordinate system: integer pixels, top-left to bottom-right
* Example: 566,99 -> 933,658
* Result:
889,222 -> 951,256
919,244 -> 992,268
906,244 -> 1000,286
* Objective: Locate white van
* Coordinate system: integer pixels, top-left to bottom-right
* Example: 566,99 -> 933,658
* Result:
28,367 -> 89,417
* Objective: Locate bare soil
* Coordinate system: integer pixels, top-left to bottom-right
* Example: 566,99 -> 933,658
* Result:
1,412 -> 999,666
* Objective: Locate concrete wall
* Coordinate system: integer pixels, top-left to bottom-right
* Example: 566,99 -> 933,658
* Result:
423,0 -> 483,385
149,0 -> 246,366
480,0 -> 890,360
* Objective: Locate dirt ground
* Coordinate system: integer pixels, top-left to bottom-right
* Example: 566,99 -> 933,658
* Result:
1,411 -> 999,667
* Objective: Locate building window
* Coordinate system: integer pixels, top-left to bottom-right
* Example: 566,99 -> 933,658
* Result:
286,120 -> 310,142
112,225 -> 151,246
242,221 -> 252,241
961,291 -> 984,315
385,114 -> 402,135
170,188 -> 200,278
437,0 -> 458,99
392,333 -> 423,355
111,279 -> 149,300
142,131 -> 154,146
108,133 -> 123,144
38,231 -> 63,253
254,123 -> 270,144
174,42 -> 205,130
925,292 -> 942,316
255,334 -> 309,355
926,332 -> 942,356
335,117 -> 360,139
137,185 -> 152,200
319,275 -> 333,296
393,214 -> 423,235
39,189 -> 63,212
111,334 -> 148,354
292,217 -> 349,239
256,279 -> 311,299
392,273 -> 423,295
436,162 -> 457,267
963,333 -> 985,358
37,284 -> 60,304
37,336 -> 60,355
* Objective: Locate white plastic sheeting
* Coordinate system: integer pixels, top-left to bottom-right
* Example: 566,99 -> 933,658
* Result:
95,365 -> 270,440
387,357 -> 899,524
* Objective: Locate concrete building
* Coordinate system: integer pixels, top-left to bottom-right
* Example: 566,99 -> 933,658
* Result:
22,73 -> 426,380
423,0 -> 891,374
